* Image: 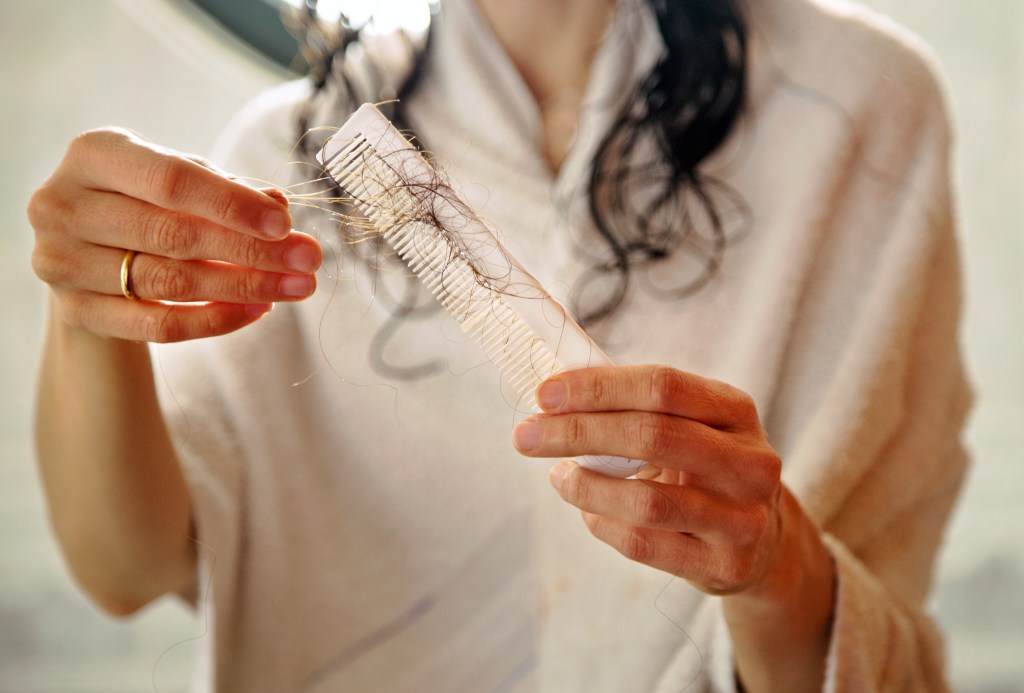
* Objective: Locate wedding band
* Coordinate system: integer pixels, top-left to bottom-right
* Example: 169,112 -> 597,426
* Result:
120,249 -> 138,300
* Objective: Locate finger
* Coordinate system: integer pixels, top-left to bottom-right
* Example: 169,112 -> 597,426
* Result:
73,191 -> 321,274
551,461 -> 731,535
130,255 -> 316,303
59,245 -> 314,302
514,410 -> 733,474
261,187 -> 290,208
515,411 -> 780,490
65,129 -> 292,239
53,289 -> 272,343
535,365 -> 760,430
182,153 -> 282,199
183,153 -> 230,177
581,512 -> 720,586
185,159 -> 288,210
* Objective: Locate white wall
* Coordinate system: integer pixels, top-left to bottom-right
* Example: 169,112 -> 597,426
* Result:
1,1 -> 1021,690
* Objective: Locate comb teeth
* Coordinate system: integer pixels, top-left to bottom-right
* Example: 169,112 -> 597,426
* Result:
326,140 -> 557,406
316,104 -> 645,478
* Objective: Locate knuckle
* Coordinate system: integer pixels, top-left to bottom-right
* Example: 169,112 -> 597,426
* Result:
64,129 -> 130,179
199,308 -> 232,338
31,247 -> 71,286
75,126 -> 132,147
143,156 -> 191,206
211,189 -> 248,227
229,268 -> 266,301
621,528 -> 657,565
560,465 -> 587,505
147,260 -> 197,301
232,235 -> 269,269
588,370 -> 607,407
29,247 -> 49,282
637,412 -> 672,459
26,187 -> 51,231
143,305 -> 184,343
564,415 -> 589,451
748,448 -> 782,490
67,129 -> 106,157
27,185 -> 72,237
732,390 -> 760,427
692,377 -> 730,413
144,305 -> 240,343
66,131 -> 92,156
144,211 -> 194,258
736,390 -> 757,414
708,555 -> 746,595
649,365 -> 684,409
562,470 -> 601,520
634,486 -> 675,527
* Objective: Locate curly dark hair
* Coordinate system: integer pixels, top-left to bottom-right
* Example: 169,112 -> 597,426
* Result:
294,0 -> 747,372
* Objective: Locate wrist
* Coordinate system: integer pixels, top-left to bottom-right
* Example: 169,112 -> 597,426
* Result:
722,488 -> 836,692
729,488 -> 834,613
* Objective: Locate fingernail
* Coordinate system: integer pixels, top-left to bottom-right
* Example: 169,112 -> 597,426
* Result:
536,380 -> 567,411
264,188 -> 290,208
513,420 -> 542,452
260,208 -> 291,238
246,303 -> 272,318
549,462 -> 568,491
280,275 -> 314,298
285,244 -> 321,273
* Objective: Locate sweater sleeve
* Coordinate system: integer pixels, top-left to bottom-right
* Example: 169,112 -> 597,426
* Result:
767,38 -> 971,693
707,133 -> 970,693
691,7 -> 973,688
816,206 -> 972,691
817,215 -> 970,690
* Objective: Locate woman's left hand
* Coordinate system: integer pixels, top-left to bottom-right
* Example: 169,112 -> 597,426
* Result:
513,364 -> 837,690
512,364 -> 790,596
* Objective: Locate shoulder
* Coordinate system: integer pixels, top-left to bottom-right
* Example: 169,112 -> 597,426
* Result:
210,79 -> 315,182
745,0 -> 953,169
748,0 -> 950,127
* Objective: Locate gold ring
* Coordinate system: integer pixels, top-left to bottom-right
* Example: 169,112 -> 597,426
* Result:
120,249 -> 138,300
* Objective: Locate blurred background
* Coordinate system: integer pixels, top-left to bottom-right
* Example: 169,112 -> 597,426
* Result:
1,0 -> 1021,690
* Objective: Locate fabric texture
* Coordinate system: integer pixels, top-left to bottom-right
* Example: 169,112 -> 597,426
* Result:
154,0 -> 971,690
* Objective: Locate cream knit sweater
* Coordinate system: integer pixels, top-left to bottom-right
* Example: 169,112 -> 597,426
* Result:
156,0 -> 971,690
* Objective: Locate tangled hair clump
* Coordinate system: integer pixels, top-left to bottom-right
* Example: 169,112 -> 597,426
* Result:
292,0 -> 747,347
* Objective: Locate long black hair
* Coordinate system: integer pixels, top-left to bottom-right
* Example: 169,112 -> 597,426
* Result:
294,0 -> 747,364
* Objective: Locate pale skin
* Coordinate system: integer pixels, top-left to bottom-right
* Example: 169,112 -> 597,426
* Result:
29,130 -> 322,613
512,367 -> 835,692
29,0 -> 834,691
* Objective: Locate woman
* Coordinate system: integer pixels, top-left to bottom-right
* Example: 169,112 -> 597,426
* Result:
28,0 -> 970,690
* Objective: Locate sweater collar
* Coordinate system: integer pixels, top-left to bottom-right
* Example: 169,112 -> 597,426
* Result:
428,0 -> 664,193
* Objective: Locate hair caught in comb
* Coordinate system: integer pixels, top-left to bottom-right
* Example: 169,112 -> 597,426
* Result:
317,104 -> 646,478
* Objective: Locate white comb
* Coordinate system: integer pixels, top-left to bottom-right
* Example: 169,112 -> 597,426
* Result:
317,103 -> 645,478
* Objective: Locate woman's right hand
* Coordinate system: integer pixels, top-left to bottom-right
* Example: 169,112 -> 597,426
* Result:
28,127 -> 322,342
29,128 -> 323,613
